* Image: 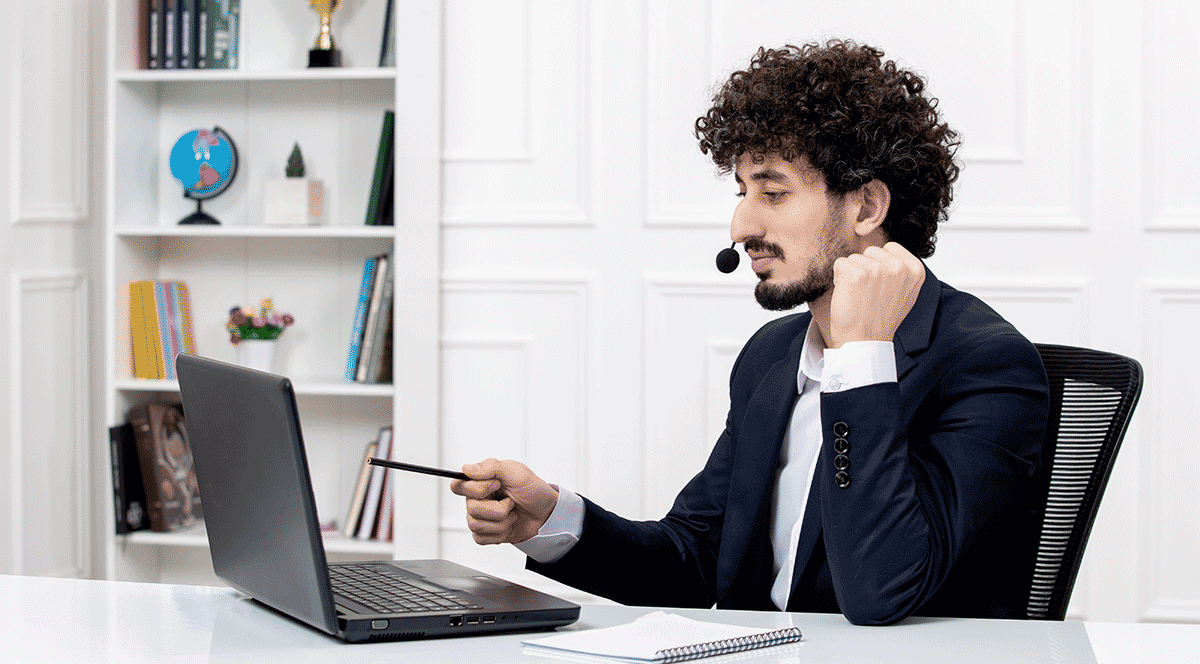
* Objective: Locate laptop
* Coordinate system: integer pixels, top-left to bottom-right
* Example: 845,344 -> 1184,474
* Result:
175,353 -> 580,643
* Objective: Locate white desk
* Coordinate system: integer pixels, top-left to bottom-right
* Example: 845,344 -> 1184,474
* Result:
1,575 -> 1195,663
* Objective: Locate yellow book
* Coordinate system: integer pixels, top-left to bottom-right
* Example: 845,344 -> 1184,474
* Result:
129,281 -> 165,379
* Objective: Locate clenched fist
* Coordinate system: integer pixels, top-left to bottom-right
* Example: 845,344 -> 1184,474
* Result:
828,242 -> 925,349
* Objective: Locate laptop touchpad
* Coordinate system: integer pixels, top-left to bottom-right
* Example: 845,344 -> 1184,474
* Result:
431,575 -> 512,598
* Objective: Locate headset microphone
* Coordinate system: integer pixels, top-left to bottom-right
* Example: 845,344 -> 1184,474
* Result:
715,242 -> 740,273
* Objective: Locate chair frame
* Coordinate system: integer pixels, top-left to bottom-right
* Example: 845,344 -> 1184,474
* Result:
1025,343 -> 1143,620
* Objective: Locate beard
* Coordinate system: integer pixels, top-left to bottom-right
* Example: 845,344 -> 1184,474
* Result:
751,210 -> 854,312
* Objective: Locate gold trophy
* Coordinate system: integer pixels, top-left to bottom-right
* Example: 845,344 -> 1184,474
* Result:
308,0 -> 343,67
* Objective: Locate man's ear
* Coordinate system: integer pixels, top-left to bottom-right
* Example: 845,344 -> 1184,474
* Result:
853,179 -> 891,237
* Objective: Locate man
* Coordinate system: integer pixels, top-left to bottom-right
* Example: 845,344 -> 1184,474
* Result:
451,40 -> 1049,625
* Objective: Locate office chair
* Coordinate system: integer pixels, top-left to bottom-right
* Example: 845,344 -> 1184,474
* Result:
1025,343 -> 1144,620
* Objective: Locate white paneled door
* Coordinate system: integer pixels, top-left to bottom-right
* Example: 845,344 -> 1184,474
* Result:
0,0 -> 96,578
437,1 -> 1199,623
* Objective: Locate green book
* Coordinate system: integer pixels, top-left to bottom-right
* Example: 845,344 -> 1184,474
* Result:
364,110 -> 395,225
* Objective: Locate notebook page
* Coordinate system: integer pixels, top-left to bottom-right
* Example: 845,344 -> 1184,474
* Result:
522,611 -> 800,662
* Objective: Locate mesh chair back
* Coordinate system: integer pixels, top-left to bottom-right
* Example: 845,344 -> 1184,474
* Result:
1026,344 -> 1143,620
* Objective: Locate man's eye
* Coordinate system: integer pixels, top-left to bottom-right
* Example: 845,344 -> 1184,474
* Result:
735,192 -> 746,198
763,191 -> 785,201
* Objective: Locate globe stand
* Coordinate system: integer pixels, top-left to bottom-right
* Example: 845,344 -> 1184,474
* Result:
178,198 -> 220,225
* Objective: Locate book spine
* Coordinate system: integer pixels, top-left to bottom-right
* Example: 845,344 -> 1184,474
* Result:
175,282 -> 197,355
110,423 -> 149,534
365,253 -> 395,383
356,427 -> 393,539
141,0 -> 154,69
192,0 -> 205,68
164,0 -> 176,69
129,281 -> 164,379
364,110 -> 395,225
355,254 -> 389,382
342,441 -> 378,538
128,405 -> 168,532
178,3 -> 191,68
227,0 -> 239,69
154,281 -> 178,380
345,257 -> 377,381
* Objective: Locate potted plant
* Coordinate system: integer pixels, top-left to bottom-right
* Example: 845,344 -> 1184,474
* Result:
227,298 -> 296,372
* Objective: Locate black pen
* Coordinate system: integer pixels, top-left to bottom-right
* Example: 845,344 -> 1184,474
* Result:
367,457 -> 470,481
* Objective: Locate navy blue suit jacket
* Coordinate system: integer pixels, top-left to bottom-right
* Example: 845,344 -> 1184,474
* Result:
528,269 -> 1049,624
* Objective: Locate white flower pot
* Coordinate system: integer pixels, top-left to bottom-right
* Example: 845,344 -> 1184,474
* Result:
236,339 -> 277,373
263,178 -> 325,225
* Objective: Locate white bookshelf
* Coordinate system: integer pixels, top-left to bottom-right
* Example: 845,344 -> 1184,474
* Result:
102,0 -> 442,585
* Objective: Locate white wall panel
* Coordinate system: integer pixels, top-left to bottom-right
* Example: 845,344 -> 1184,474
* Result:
10,0 -> 88,225
1144,0 -> 1200,230
9,273 -> 89,577
1141,286 -> 1200,621
443,0 -> 591,226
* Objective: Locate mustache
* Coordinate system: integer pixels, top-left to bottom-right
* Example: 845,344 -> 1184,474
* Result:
743,238 -> 785,257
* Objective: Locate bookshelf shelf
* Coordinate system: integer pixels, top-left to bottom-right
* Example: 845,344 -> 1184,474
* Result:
103,0 -> 442,586
115,226 -> 396,239
114,378 -> 396,397
122,524 -> 395,556
115,67 -> 397,84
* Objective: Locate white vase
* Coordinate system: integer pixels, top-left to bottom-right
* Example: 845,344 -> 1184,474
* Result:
236,339 -> 277,373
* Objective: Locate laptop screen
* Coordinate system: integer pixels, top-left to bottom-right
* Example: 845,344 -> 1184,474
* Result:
176,353 -> 340,635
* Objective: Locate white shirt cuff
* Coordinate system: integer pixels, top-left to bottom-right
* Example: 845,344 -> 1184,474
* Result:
513,485 -> 584,564
821,341 -> 896,392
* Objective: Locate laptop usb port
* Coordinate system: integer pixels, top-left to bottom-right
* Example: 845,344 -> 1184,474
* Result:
466,617 -> 480,625
483,616 -> 496,624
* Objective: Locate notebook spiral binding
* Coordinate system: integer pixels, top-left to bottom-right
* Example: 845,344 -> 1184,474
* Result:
656,626 -> 803,663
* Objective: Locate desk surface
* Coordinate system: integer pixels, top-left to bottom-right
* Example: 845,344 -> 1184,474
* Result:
1,575 -> 1196,663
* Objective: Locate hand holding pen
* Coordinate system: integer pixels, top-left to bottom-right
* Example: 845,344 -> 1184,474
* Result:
369,457 -> 559,545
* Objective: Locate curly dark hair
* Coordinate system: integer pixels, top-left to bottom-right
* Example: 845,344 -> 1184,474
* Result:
694,40 -> 960,258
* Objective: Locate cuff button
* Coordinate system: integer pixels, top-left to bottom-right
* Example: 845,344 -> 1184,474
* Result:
833,421 -> 850,437
834,437 -> 850,454
834,471 -> 851,489
834,454 -> 850,470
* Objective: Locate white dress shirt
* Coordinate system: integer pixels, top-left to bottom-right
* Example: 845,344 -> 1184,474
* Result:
516,321 -> 896,611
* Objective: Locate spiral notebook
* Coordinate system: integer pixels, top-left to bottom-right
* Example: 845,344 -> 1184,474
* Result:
521,611 -> 802,663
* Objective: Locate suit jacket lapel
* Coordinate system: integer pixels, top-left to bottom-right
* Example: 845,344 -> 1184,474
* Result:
717,316 -> 808,604
892,264 -> 941,380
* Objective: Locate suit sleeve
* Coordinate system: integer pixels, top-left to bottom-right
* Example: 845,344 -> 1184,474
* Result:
525,417 -> 733,608
817,332 -> 1048,625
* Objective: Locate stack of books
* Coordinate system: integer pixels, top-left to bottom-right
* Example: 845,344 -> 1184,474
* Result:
342,427 -> 396,541
139,0 -> 239,70
129,280 -> 197,380
344,252 -> 394,383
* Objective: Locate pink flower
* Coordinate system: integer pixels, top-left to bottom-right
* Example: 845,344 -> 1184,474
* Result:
253,316 -> 267,327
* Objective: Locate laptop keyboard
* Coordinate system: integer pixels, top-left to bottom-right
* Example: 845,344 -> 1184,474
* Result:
329,565 -> 484,614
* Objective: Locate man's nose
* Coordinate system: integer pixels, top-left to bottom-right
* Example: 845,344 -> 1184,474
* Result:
730,197 -> 764,244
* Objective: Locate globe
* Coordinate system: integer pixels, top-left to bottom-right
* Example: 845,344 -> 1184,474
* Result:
169,126 -> 239,224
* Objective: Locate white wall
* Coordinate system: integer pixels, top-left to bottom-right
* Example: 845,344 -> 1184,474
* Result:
437,0 -> 1199,623
0,0 -> 99,579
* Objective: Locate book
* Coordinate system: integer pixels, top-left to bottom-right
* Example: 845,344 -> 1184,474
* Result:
109,423 -> 150,534
355,253 -> 389,382
178,0 -> 191,68
364,252 -> 395,383
129,281 -> 166,379
344,256 -> 377,381
355,426 -> 393,540
341,440 -> 379,538
190,0 -> 206,69
164,0 -> 178,69
377,131 -> 395,226
209,0 -> 238,69
522,611 -> 802,663
127,403 -> 203,532
379,0 -> 395,67
364,110 -> 395,225
138,0 -> 153,69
